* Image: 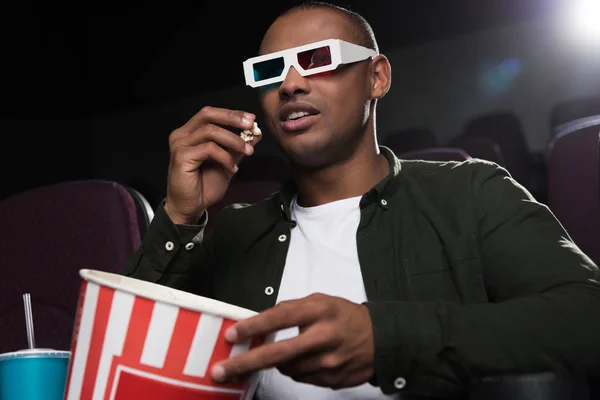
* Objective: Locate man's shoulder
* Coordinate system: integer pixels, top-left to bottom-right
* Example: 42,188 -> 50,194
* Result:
389,158 -> 525,231
396,158 -> 513,202
399,158 -> 507,183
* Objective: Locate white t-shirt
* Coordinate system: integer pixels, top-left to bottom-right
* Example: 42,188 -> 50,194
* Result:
256,196 -> 399,400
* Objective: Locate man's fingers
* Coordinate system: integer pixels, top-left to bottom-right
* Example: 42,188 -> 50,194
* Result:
173,122 -> 249,152
278,351 -> 346,378
183,106 -> 255,133
227,297 -> 325,343
213,330 -> 325,382
170,118 -> 264,171
175,141 -> 239,174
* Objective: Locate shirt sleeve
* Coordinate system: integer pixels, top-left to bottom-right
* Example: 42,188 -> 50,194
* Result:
366,164 -> 600,396
122,200 -> 215,297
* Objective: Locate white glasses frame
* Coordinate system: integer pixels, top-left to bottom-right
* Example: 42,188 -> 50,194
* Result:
242,38 -> 378,88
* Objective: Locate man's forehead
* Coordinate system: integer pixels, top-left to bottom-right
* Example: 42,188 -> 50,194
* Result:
259,9 -> 354,55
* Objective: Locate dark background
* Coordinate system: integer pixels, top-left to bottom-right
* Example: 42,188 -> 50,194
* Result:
0,0 -> 574,204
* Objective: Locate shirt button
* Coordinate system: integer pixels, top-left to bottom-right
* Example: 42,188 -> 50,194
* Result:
380,199 -> 388,206
394,377 -> 406,389
165,241 -> 174,251
278,234 -> 287,242
184,242 -> 195,250
265,286 -> 274,295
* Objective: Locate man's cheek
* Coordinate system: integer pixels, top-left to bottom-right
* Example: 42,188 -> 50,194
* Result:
308,71 -> 334,78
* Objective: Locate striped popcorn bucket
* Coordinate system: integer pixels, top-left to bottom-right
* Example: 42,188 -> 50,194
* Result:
63,269 -> 266,400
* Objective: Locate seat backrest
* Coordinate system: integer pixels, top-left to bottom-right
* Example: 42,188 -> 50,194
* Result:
547,121 -> 600,265
551,96 -> 600,135
0,180 -> 144,353
449,136 -> 506,167
206,180 -> 282,231
463,112 -> 530,184
398,147 -> 472,162
125,186 -> 155,238
382,128 -> 438,154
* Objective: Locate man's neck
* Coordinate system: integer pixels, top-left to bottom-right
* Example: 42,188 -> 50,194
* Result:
291,143 -> 389,208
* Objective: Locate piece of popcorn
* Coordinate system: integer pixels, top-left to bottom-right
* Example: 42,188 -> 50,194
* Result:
240,122 -> 262,142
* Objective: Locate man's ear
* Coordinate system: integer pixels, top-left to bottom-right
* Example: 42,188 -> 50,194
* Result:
370,54 -> 392,99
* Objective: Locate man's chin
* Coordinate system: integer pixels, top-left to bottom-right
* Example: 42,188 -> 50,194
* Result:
282,145 -> 341,170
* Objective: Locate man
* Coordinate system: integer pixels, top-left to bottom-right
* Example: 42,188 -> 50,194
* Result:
123,2 -> 600,399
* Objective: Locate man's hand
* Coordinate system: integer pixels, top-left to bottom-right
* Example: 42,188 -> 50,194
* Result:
210,293 -> 375,389
165,106 -> 260,225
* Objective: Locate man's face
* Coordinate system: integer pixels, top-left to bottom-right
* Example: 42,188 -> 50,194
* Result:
257,9 -> 375,168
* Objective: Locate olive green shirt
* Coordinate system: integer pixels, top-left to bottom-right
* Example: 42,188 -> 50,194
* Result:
123,147 -> 600,399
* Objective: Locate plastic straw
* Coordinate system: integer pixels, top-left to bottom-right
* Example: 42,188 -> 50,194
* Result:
23,293 -> 36,349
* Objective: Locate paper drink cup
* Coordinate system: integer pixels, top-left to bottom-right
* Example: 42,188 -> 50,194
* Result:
63,269 -> 266,400
0,349 -> 70,400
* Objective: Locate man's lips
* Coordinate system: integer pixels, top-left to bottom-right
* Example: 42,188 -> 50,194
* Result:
278,101 -> 321,132
278,101 -> 320,121
280,114 -> 321,132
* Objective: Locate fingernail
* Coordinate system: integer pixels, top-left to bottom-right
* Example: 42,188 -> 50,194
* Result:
212,365 -> 226,382
242,116 -> 253,126
224,326 -> 237,342
233,164 -> 239,173
245,144 -> 254,155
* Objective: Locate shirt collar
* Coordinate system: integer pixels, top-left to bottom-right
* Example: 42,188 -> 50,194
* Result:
274,145 -> 401,221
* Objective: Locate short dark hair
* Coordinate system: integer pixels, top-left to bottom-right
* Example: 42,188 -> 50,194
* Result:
280,1 -> 379,53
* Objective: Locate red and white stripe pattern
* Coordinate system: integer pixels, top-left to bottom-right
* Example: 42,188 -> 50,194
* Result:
64,281 -> 264,400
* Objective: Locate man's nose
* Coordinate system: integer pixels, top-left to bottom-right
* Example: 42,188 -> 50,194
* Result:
279,67 -> 311,98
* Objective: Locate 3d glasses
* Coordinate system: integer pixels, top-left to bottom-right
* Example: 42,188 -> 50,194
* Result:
243,39 -> 378,88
